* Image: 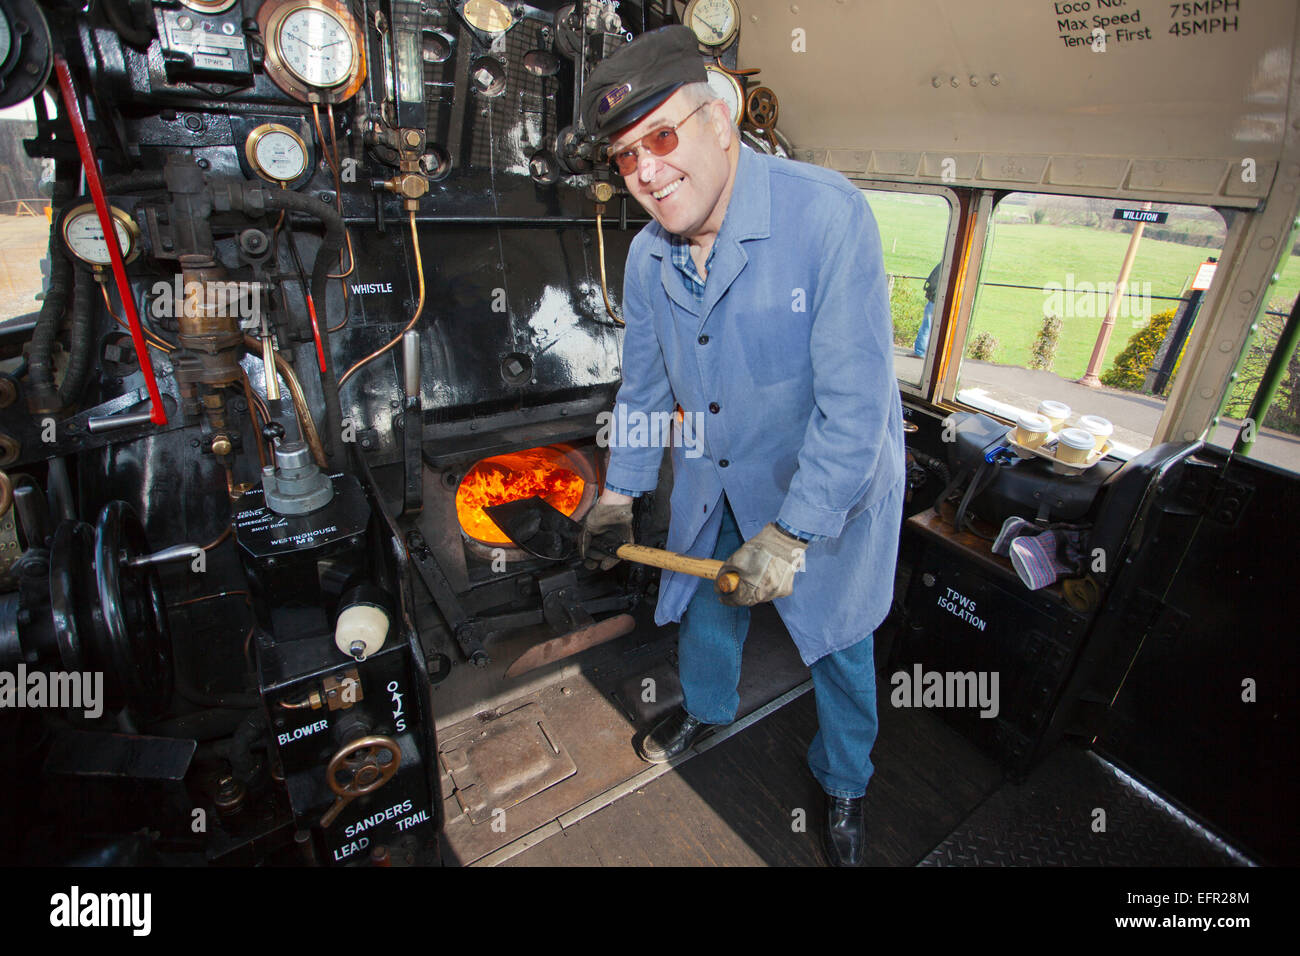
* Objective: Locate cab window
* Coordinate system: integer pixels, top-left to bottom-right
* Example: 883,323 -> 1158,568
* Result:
955,192 -> 1227,458
1207,242 -> 1300,472
860,188 -> 953,388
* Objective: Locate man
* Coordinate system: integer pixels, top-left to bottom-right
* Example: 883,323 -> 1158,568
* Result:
578,26 -> 905,867
913,261 -> 942,357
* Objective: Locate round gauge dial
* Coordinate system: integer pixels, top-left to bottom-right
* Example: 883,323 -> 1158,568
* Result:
62,204 -> 139,267
704,65 -> 744,127
684,0 -> 740,50
0,9 -> 13,69
178,0 -> 239,12
246,123 -> 309,183
275,5 -> 355,88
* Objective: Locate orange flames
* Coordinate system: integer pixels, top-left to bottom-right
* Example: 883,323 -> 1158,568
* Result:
456,447 -> 587,545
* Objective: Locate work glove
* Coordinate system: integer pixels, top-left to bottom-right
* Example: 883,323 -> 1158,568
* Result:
717,523 -> 809,607
580,500 -> 633,570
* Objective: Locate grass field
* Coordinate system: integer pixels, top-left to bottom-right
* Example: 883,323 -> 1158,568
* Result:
863,191 -> 1300,382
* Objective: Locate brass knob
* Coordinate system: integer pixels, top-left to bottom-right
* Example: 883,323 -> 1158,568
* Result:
211,436 -> 233,456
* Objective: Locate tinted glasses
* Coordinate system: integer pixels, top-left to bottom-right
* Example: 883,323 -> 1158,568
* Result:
607,102 -> 709,176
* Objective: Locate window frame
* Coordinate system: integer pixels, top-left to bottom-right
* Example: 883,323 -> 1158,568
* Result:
849,178 -> 961,400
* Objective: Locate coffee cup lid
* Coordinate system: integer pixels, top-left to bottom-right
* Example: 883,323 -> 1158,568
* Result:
1038,400 -> 1070,418
1017,412 -> 1051,432
1058,427 -> 1096,450
1078,414 -> 1113,436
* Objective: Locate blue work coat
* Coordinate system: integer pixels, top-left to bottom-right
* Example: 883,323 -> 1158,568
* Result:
604,145 -> 906,665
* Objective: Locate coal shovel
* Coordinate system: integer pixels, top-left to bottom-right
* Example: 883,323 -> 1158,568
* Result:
484,496 -> 740,594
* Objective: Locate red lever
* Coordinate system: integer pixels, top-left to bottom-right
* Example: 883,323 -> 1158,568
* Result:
306,294 -> 326,373
53,55 -> 168,426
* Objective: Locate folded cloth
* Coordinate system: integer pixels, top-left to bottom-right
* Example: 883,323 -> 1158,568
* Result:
1008,529 -> 1084,590
993,515 -> 1038,555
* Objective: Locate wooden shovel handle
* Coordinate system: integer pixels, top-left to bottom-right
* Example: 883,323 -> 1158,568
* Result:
614,543 -> 741,593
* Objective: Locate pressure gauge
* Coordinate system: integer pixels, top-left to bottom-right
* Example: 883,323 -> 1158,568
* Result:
178,0 -> 239,12
246,123 -> 309,183
276,5 -> 353,87
684,0 -> 740,50
704,64 -> 744,127
61,204 -> 140,267
259,0 -> 365,103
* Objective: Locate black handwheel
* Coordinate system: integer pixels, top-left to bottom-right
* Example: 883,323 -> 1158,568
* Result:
49,520 -> 97,674
94,501 -> 173,719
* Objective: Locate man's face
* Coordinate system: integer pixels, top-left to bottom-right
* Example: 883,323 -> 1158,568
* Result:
608,89 -> 734,239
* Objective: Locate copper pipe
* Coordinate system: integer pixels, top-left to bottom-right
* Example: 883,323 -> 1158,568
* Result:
201,526 -> 233,551
102,283 -> 174,351
595,207 -> 625,326
170,588 -> 248,608
338,211 -> 425,388
238,369 -> 269,469
311,103 -> 354,320
241,336 -> 328,468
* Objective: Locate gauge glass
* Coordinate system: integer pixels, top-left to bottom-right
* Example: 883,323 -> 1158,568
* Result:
276,6 -> 355,88
248,125 -> 308,182
705,66 -> 743,126
63,207 -> 133,266
685,0 -> 739,48
0,10 -> 13,68
462,0 -> 514,34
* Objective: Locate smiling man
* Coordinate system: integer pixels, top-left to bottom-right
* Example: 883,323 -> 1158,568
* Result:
578,26 -> 906,867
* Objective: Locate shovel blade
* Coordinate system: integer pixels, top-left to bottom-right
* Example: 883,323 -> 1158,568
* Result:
484,496 -> 579,561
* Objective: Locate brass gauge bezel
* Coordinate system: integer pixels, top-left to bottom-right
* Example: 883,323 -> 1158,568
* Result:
684,0 -> 740,50
460,0 -> 514,34
245,122 -> 310,183
60,203 -> 141,267
257,0 -> 366,104
178,0 -> 239,13
704,64 -> 745,127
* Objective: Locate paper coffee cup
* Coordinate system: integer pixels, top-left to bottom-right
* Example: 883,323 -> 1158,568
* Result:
1056,427 -> 1096,465
1014,412 -> 1051,449
1037,400 -> 1071,432
1078,415 -> 1113,452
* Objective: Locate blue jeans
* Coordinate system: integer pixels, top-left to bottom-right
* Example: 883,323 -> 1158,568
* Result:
677,498 -> 880,799
913,299 -> 935,357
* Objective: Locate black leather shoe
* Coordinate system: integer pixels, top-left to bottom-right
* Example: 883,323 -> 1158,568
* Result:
637,706 -> 712,763
823,794 -> 866,867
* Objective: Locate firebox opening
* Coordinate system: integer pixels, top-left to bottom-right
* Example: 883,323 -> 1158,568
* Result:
455,443 -> 598,551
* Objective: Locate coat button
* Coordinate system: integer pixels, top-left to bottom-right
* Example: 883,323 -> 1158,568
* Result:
698,334 -> 709,345
719,459 -> 730,467
709,402 -> 720,414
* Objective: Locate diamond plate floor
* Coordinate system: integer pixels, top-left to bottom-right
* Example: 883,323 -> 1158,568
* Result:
920,744 -> 1252,867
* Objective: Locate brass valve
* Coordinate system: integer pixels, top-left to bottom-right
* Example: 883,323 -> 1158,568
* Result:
383,172 -> 430,201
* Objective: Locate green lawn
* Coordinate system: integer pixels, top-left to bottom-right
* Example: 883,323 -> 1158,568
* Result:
863,191 -> 1300,382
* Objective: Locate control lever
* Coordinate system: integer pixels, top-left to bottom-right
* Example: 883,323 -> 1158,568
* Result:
259,312 -> 281,402
86,409 -> 159,433
319,735 -> 401,828
401,331 -> 421,516
125,543 -> 203,569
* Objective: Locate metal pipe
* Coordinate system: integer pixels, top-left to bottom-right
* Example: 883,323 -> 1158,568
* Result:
241,336 -> 328,469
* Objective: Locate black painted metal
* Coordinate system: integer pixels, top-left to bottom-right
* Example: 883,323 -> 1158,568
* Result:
1093,447 -> 1300,865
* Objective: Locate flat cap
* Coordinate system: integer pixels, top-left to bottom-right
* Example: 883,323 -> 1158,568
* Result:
580,25 -> 707,139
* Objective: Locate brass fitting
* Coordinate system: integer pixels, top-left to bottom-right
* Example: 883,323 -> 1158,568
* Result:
384,172 -> 430,201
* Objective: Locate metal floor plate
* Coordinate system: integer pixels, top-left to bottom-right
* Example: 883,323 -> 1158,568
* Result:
439,702 -> 577,825
920,744 -> 1252,867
